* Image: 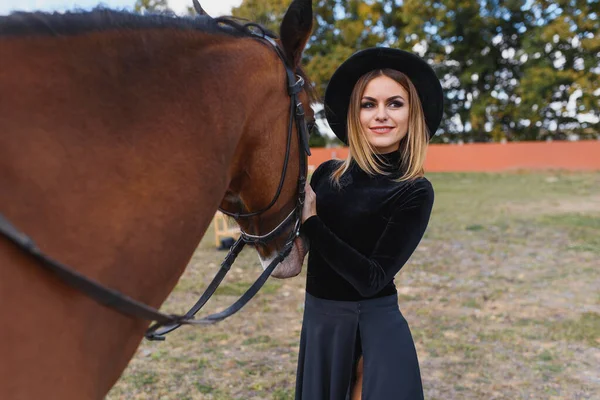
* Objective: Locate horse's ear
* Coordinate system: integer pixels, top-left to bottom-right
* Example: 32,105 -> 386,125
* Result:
192,0 -> 209,16
279,0 -> 313,67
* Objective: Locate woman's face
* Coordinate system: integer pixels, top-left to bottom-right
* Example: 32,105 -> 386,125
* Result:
359,75 -> 410,153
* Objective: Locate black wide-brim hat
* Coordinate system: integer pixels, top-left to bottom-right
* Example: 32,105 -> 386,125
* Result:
324,47 -> 444,143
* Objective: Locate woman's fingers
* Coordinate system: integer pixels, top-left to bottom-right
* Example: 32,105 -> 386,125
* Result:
302,183 -> 317,223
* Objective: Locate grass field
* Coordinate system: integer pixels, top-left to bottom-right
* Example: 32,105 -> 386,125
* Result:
108,171 -> 600,400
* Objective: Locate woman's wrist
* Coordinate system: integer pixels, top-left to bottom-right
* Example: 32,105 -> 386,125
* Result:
301,213 -> 315,224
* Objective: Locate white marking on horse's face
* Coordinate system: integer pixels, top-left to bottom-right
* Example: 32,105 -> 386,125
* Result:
259,253 -> 278,272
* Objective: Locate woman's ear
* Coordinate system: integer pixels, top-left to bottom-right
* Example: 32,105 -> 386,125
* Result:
279,0 -> 313,67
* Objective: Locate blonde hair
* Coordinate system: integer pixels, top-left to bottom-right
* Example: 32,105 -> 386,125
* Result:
331,69 -> 429,186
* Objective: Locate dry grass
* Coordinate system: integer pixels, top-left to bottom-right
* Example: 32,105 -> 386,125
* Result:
108,171 -> 600,400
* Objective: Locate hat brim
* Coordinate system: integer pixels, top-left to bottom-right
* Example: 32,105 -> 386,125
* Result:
324,48 -> 444,144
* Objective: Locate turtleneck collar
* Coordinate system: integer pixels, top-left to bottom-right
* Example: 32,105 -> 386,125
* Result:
375,150 -> 402,174
346,149 -> 405,179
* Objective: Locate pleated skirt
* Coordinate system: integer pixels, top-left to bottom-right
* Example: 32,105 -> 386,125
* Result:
295,292 -> 424,400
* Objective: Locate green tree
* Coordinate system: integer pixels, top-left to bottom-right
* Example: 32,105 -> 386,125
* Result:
231,0 -> 289,33
134,0 -> 171,13
308,130 -> 327,147
231,0 -> 599,141
518,0 -> 600,139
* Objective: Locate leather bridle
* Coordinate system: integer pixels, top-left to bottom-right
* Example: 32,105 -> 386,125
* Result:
0,27 -> 312,341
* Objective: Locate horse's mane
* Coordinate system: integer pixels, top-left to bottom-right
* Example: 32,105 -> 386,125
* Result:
0,8 -> 277,39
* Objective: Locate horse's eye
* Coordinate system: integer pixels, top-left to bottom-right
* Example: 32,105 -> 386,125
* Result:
307,121 -> 316,136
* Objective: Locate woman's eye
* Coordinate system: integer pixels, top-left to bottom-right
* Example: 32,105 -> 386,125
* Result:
389,101 -> 404,108
361,102 -> 375,108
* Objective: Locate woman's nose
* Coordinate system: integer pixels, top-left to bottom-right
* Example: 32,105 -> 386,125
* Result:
375,105 -> 388,122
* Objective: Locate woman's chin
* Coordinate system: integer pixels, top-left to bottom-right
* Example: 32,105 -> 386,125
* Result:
367,138 -> 400,152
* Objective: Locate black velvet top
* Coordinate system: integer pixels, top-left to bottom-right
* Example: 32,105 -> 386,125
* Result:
301,151 -> 434,301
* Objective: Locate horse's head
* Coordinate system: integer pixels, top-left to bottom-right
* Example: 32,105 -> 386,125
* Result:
219,0 -> 314,279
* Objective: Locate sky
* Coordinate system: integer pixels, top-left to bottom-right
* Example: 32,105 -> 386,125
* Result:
0,0 -> 243,16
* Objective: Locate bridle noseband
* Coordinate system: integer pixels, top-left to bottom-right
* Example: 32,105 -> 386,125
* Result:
0,27 -> 312,341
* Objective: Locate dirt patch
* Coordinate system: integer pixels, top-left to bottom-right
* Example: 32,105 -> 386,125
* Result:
505,194 -> 600,216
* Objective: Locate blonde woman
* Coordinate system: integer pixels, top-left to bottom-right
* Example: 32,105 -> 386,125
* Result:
295,48 -> 444,399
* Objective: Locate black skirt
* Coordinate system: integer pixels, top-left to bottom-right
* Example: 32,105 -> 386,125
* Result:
295,293 -> 424,400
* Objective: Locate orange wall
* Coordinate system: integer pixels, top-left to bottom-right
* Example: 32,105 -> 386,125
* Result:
308,141 -> 600,172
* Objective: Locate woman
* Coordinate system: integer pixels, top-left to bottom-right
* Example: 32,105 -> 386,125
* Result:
294,48 -> 444,400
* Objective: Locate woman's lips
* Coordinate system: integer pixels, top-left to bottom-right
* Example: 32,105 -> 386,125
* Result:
370,126 -> 394,134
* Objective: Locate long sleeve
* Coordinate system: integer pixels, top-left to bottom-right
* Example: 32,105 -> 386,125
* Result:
302,179 -> 434,298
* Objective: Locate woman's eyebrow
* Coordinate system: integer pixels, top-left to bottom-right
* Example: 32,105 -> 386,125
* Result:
362,95 -> 405,102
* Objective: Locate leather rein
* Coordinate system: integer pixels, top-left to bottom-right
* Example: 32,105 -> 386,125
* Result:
0,30 -> 312,342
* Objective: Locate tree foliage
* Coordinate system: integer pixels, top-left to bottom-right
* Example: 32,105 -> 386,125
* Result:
232,0 -> 600,142
134,0 -> 171,13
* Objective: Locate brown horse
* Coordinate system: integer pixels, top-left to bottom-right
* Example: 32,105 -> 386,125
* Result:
0,1 -> 314,398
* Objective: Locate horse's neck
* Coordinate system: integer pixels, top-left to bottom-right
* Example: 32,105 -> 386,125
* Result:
0,30 -> 264,397
1,30 -> 256,294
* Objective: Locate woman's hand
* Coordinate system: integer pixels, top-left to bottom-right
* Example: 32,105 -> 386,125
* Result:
302,181 -> 317,223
